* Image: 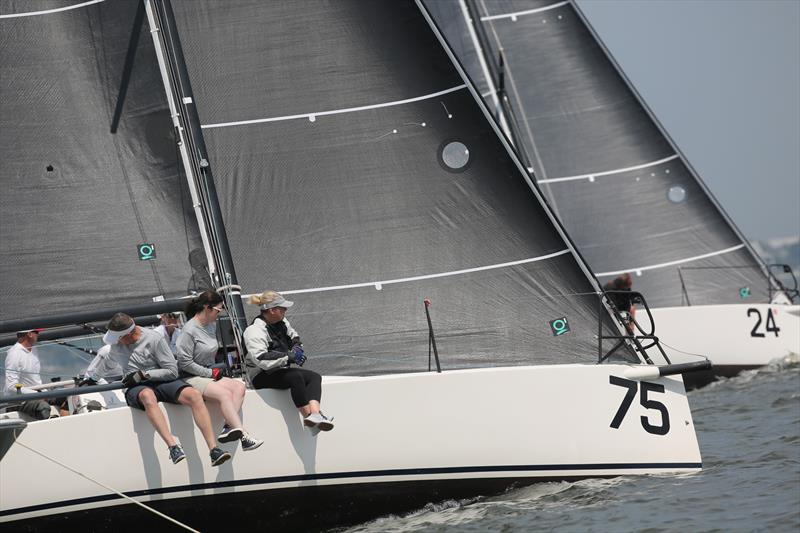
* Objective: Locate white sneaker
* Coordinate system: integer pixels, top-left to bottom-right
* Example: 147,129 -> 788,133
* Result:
240,432 -> 263,451
304,412 -> 334,431
317,412 -> 334,432
303,412 -> 323,428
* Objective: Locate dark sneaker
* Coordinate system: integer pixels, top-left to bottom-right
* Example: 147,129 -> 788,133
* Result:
169,444 -> 186,465
210,447 -> 232,467
240,433 -> 264,452
218,425 -> 243,443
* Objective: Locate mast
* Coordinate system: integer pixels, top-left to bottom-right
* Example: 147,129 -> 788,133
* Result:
144,0 -> 248,340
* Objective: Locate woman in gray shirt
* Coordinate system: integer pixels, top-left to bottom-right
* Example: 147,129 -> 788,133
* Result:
177,291 -> 263,451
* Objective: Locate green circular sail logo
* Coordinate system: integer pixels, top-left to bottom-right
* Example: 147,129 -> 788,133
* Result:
739,286 -> 751,299
138,243 -> 156,261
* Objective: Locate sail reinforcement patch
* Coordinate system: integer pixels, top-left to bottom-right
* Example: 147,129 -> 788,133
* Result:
438,140 -> 470,172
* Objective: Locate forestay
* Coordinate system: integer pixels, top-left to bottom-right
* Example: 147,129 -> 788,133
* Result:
167,0 -> 636,374
0,0 -> 205,322
426,0 -> 771,308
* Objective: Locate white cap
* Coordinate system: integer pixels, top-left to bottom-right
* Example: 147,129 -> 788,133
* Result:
103,322 -> 136,345
259,292 -> 294,310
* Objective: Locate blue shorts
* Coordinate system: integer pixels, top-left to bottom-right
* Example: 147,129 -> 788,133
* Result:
125,379 -> 190,410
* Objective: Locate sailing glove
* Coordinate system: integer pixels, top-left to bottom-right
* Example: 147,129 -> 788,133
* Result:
288,345 -> 306,366
122,370 -> 149,388
211,367 -> 224,381
78,377 -> 98,387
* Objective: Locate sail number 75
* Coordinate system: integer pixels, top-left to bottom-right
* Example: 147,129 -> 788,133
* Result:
609,376 -> 670,435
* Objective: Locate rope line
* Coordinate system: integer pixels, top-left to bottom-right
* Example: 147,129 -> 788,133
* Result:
11,433 -> 200,532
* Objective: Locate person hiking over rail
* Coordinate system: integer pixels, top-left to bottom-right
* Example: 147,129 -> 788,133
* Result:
89,312 -> 232,466
243,290 -> 334,432
177,290 -> 263,451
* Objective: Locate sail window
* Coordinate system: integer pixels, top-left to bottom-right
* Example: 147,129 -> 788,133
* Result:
439,141 -> 470,172
667,185 -> 687,204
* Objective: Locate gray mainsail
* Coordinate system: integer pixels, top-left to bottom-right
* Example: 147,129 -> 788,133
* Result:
428,0 -> 772,308
165,0 -> 635,375
0,0 -> 205,322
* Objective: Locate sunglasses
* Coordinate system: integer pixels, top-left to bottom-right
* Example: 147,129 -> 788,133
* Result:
211,305 -> 224,312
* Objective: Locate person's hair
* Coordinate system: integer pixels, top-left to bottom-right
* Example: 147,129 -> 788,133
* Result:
107,313 -> 134,332
248,290 -> 279,310
185,290 -> 223,319
16,331 -> 28,339
612,273 -> 633,290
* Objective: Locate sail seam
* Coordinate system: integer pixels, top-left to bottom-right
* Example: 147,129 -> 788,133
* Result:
0,0 -> 105,18
480,1 -> 569,21
248,249 -> 571,296
200,85 -> 467,129
596,244 -> 746,277
536,154 -> 680,184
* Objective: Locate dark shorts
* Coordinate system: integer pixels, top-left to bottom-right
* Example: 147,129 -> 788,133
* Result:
125,379 -> 190,410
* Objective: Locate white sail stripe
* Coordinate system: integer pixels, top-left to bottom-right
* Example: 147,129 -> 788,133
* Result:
537,154 -> 680,184
480,1 -> 569,21
201,85 -> 468,129
0,0 -> 104,18
595,244 -> 746,277
242,249 -> 571,297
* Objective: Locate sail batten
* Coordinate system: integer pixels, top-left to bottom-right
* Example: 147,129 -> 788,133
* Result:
0,0 -> 106,19
201,84 -> 469,129
539,154 -> 680,184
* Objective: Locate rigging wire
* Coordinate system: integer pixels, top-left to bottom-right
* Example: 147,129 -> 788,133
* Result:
655,340 -> 711,362
11,431 -> 200,533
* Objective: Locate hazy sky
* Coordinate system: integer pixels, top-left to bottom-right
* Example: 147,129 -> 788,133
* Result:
577,0 -> 800,242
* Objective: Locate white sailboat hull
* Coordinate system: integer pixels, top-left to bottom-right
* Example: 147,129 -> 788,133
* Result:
1,364 -> 700,530
645,304 -> 800,388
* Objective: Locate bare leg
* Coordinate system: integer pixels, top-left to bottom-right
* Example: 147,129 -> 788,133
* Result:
177,387 -> 216,451
203,380 -> 243,429
229,378 -> 246,414
139,389 -> 177,447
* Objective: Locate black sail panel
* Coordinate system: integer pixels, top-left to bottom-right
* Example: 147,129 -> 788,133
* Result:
170,0 -> 634,373
428,0 -> 769,307
0,0 -> 205,322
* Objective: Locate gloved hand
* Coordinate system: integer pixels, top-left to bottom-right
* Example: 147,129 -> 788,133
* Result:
122,370 -> 149,388
288,345 -> 306,366
78,377 -> 98,387
212,367 -> 224,381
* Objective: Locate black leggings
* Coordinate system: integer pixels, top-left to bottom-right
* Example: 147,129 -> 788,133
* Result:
252,368 -> 322,408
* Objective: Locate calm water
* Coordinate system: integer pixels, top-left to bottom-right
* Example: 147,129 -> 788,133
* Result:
343,362 -> 800,533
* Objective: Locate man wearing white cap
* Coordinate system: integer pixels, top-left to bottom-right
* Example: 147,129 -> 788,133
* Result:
94,312 -> 231,467
3,328 -> 53,420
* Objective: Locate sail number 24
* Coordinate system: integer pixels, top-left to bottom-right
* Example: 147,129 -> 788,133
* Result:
609,376 -> 670,435
747,308 -> 780,338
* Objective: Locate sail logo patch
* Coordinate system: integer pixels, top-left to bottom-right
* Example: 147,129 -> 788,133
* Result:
739,286 -> 751,299
138,243 -> 156,261
549,317 -> 570,336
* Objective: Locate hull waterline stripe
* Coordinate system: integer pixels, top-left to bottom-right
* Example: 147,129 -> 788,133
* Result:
0,0 -> 104,18
0,461 -> 702,518
596,244 -> 746,277
257,249 -> 571,297
536,154 -> 680,184
201,85 -> 467,129
481,1 -> 569,21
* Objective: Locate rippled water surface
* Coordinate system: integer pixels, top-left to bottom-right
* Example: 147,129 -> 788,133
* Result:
342,363 -> 800,532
